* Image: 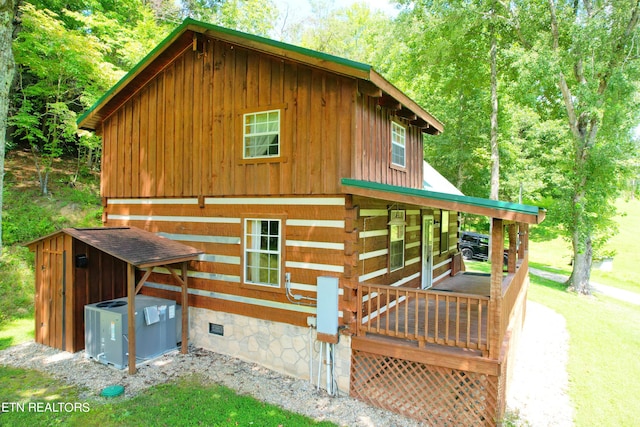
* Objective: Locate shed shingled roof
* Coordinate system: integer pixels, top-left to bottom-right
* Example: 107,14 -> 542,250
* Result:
29,227 -> 202,268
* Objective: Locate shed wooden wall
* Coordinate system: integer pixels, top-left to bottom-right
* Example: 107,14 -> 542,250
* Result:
72,241 -> 128,350
31,234 -> 129,352
33,233 -> 73,351
100,37 -> 356,199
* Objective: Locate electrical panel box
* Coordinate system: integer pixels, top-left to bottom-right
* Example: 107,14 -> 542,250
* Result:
85,295 -> 181,369
316,276 -> 339,343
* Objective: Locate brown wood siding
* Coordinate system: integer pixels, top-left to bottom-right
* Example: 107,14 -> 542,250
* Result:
101,38 -> 356,199
354,197 -> 460,289
355,197 -> 422,289
72,241 -> 128,351
31,233 -> 130,352
33,233 -> 72,351
354,95 -> 424,189
105,197 -> 351,327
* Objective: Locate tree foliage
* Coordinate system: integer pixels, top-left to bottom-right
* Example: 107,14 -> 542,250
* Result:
0,0 -> 17,255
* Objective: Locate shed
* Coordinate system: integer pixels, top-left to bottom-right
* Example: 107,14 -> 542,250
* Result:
27,227 -> 202,373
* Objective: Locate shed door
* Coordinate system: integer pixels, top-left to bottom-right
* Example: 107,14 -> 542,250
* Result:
35,247 -> 66,350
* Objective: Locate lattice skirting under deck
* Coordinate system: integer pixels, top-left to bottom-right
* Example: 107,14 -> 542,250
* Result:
350,350 -> 500,426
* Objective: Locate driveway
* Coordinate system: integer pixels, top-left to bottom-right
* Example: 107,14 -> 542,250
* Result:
528,267 -> 640,305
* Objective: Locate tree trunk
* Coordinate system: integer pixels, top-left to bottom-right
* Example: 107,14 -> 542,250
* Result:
0,0 -> 17,255
569,223 -> 593,294
489,4 -> 499,201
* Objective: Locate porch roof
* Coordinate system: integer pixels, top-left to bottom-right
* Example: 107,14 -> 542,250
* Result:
341,178 -> 545,224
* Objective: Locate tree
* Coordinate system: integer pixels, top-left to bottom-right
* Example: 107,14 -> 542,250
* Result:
507,0 -> 640,293
389,1 -> 502,198
0,0 -> 16,254
11,4 -> 120,195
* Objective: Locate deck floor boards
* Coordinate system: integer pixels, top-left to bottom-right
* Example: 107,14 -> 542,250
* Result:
367,273 -> 491,349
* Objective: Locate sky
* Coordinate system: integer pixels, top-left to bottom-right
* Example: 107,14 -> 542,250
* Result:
273,0 -> 400,21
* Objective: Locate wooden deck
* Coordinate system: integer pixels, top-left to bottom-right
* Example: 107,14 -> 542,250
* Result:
432,272 -> 491,296
359,273 -> 492,353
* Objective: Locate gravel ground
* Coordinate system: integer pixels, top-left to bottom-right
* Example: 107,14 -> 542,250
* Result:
0,300 -> 573,426
506,301 -> 573,426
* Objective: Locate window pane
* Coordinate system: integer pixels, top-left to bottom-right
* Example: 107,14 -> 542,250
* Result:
244,219 -> 281,287
243,110 -> 280,158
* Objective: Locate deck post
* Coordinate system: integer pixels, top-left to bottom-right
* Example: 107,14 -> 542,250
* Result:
127,263 -> 136,375
181,261 -> 189,354
488,218 -> 503,359
508,223 -> 517,273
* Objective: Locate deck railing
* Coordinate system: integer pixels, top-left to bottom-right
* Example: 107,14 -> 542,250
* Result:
357,284 -> 490,352
500,253 -> 529,339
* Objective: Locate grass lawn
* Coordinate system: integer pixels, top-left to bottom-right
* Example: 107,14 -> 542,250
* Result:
0,317 -> 34,350
0,367 -> 336,426
527,275 -> 640,427
463,258 -> 640,426
529,198 -> 640,293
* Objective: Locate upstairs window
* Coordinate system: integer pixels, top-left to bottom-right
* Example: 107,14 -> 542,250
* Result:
391,122 -> 406,168
243,110 -> 280,159
244,219 -> 281,287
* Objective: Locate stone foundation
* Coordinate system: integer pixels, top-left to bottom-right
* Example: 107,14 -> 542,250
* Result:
189,307 -> 351,393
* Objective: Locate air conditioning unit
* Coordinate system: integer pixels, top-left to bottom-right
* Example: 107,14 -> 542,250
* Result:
85,295 -> 181,369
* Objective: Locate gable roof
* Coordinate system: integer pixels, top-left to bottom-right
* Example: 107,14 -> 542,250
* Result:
423,160 -> 464,196
77,18 -> 443,134
27,227 -> 203,268
341,178 -> 545,224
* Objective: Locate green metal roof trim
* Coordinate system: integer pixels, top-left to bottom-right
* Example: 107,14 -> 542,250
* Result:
184,18 -> 371,72
77,18 -> 371,126
341,178 -> 545,220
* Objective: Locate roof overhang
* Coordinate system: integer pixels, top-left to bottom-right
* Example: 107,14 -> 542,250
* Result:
77,18 -> 443,134
26,227 -> 203,268
341,178 -> 546,225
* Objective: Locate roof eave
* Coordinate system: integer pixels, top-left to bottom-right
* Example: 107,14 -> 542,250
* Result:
368,70 -> 444,134
341,178 -> 544,225
77,20 -> 193,130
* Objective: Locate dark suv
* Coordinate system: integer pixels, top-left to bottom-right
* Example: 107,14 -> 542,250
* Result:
459,231 -> 508,264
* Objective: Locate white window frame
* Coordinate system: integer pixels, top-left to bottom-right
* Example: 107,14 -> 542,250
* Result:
391,122 -> 406,168
440,210 -> 450,253
244,218 -> 282,288
243,109 -> 280,159
389,210 -> 405,272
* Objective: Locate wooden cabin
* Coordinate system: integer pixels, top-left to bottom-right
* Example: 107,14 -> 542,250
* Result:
77,19 -> 545,425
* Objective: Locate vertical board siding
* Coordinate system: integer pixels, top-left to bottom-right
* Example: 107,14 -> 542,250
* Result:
355,94 -> 425,190
105,197 -> 349,327
101,37 -> 356,199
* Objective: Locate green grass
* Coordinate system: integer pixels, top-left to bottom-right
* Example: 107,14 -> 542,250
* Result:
0,317 -> 34,350
465,256 -> 640,426
0,368 -> 336,426
0,247 -> 35,324
529,198 -> 640,293
527,275 -> 640,426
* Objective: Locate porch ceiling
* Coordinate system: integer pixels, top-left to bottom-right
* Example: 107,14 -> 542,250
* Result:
341,178 -> 545,224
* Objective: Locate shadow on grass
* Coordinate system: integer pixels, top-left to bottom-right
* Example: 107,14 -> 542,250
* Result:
530,273 -> 569,293
528,262 -> 571,276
